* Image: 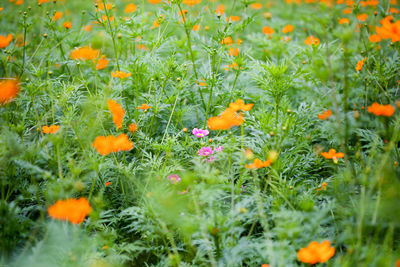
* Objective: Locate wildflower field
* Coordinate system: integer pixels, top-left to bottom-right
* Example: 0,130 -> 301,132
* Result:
1,0 -> 400,266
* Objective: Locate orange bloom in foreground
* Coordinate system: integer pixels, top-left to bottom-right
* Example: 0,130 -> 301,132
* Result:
70,46 -> 100,60
297,240 -> 335,264
48,198 -> 92,224
305,35 -> 320,46
92,134 -> 134,155
137,103 -> 152,110
42,125 -> 60,134
0,79 -> 19,104
318,109 -> 332,120
367,102 -> 395,117
0,34 -> 13,49
321,149 -> 344,160
107,99 -> 125,129
111,71 -> 131,79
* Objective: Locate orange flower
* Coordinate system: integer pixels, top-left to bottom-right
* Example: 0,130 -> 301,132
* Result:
229,99 -> 253,112
0,34 -> 13,49
207,99 -> 252,130
245,158 -> 272,169
282,24 -> 294,33
70,46 -> 100,60
53,11 -> 63,21
105,181 -> 111,187
215,4 -> 225,16
228,47 -> 240,57
128,123 -> 138,133
355,58 -> 366,71
367,102 -> 395,117
356,13 -> 368,21
96,56 -> 109,70
63,21 -> 72,29
148,0 -> 161,3
369,34 -> 381,42
192,25 -> 200,31
321,149 -> 344,161
221,36 -> 233,45
111,71 -> 131,79
262,26 -> 274,35
0,79 -> 19,104
137,103 -> 152,110
107,99 -> 125,129
318,109 -> 332,120
250,3 -> 263,9
92,134 -> 134,155
375,17 -> 400,43
305,35 -> 320,46
182,0 -> 201,6
338,18 -> 349,24
317,182 -> 327,191
42,125 -> 60,134
125,3 -> 137,13
97,2 -> 112,10
297,240 -> 335,264
48,198 -> 92,224
226,16 -> 240,22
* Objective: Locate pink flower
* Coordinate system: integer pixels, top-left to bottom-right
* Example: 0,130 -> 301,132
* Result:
192,128 -> 209,138
167,174 -> 181,184
198,146 -> 214,156
215,146 -> 224,152
206,156 -> 217,162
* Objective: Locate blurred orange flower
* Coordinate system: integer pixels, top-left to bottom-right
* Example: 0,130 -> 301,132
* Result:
63,21 -> 72,29
305,35 -> 320,46
70,46 -> 100,60
282,24 -> 294,33
297,240 -> 335,264
96,56 -> 109,70
48,198 -> 92,224
355,58 -> 366,71
128,123 -> 138,133
245,158 -> 271,169
137,103 -> 152,110
262,26 -> 274,35
321,149 -> 344,160
107,99 -> 125,129
92,134 -> 134,155
42,125 -> 60,134
125,3 -> 137,13
0,79 -> 19,104
0,34 -> 13,48
111,71 -> 131,79
367,102 -> 395,116
318,109 -> 332,120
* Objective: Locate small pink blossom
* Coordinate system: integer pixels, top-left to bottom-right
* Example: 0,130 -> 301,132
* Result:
206,156 -> 217,162
192,128 -> 209,138
198,146 -> 214,156
167,174 -> 181,184
215,146 -> 224,152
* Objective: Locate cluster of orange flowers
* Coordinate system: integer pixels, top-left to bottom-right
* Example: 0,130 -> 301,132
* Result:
92,134 -> 134,155
48,198 -> 92,224
375,16 -> 400,43
0,79 -> 19,104
297,240 -> 335,264
367,102 -> 395,117
207,99 -> 253,130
